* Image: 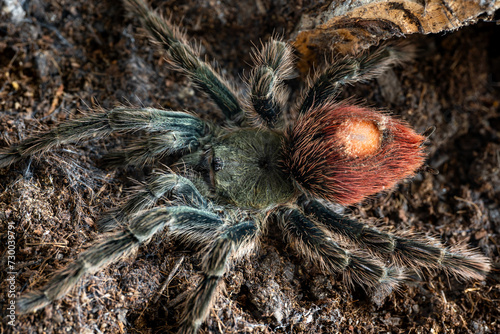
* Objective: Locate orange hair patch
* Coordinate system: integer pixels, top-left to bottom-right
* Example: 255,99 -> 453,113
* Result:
336,119 -> 381,158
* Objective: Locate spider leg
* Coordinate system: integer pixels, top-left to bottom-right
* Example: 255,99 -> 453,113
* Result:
102,131 -> 201,168
180,220 -> 259,334
299,44 -> 414,114
0,107 -> 205,168
123,0 -> 243,122
247,39 -> 294,127
17,206 -> 224,314
278,207 -> 404,294
300,198 -> 491,280
98,173 -> 208,232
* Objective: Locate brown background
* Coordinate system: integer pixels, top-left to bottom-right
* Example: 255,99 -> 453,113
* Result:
1,0 -> 499,333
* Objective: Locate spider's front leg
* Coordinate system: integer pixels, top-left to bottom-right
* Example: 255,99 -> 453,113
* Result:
180,219 -> 260,334
123,0 -> 243,122
0,107 -> 205,168
98,173 -> 209,232
102,131 -> 202,167
17,206 -> 224,314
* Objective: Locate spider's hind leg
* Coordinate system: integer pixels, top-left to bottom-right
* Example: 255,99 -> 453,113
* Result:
247,39 -> 294,128
277,207 -> 405,295
300,198 -> 491,281
299,43 -> 414,114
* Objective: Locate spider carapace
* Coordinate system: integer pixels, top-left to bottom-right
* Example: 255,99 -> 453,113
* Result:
1,0 -> 490,333
181,128 -> 294,209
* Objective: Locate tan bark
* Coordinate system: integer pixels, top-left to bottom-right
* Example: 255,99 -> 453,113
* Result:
293,0 -> 499,71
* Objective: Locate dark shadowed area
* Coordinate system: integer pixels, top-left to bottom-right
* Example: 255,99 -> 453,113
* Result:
1,0 -> 499,333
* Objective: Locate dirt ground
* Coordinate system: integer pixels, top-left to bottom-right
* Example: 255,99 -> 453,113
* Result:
1,0 -> 499,333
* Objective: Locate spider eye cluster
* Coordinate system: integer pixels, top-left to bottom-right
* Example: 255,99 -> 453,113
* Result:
282,103 -> 426,206
213,157 -> 223,171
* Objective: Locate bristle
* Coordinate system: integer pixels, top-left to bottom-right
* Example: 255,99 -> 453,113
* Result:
441,244 -> 492,280
281,103 -> 426,206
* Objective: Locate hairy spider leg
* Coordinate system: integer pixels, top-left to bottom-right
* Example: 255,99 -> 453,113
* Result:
102,131 -> 201,167
17,206 -> 224,314
98,173 -> 208,232
300,198 -> 491,280
0,107 -> 205,168
180,220 -> 260,334
278,208 -> 405,294
123,0 -> 243,122
247,39 -> 294,127
299,44 -> 415,114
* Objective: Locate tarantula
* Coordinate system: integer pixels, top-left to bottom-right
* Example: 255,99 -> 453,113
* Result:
2,0 -> 491,332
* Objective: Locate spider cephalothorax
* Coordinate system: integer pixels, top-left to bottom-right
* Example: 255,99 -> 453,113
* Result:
1,0 -> 491,333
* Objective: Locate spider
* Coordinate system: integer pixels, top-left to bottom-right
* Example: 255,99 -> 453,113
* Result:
1,0 -> 491,333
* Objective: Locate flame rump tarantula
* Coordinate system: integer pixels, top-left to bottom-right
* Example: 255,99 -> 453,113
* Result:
2,0 -> 491,332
